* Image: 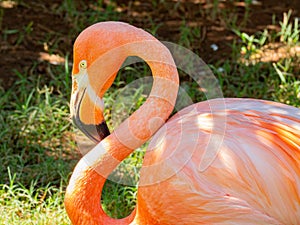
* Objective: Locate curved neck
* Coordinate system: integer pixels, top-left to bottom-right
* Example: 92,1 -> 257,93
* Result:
113,41 -> 179,150
65,135 -> 136,225
65,26 -> 179,224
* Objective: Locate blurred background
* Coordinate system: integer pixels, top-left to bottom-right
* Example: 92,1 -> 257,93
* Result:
0,0 -> 299,224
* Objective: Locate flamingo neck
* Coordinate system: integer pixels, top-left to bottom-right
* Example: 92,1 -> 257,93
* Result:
65,134 -> 136,225
65,69 -> 178,224
65,22 -> 179,224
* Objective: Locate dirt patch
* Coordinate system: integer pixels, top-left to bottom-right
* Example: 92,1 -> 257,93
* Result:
0,0 -> 299,88
0,0 -> 72,87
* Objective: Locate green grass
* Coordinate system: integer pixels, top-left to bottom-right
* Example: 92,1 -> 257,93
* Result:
0,171 -> 68,225
0,60 -> 74,223
0,0 -> 299,223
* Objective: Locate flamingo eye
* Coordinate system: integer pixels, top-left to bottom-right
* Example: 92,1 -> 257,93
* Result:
79,60 -> 87,70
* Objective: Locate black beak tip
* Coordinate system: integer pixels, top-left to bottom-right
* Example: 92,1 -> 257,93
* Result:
95,121 -> 111,141
72,115 -> 110,143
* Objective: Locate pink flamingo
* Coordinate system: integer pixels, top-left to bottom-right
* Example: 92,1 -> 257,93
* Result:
65,22 -> 300,224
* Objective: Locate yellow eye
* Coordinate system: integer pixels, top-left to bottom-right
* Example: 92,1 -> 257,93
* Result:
79,60 -> 87,69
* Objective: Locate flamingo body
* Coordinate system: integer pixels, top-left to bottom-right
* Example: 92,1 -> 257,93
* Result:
64,22 -> 300,224
136,98 -> 300,224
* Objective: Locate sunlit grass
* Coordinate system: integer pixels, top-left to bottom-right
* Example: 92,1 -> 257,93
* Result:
0,67 -> 73,223
0,170 -> 70,225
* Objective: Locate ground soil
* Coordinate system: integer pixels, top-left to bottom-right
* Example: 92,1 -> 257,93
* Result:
0,0 -> 299,89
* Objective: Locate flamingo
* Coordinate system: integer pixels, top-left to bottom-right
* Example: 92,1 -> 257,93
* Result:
64,21 -> 300,224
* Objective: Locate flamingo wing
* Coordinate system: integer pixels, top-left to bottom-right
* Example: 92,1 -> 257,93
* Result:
136,98 -> 300,224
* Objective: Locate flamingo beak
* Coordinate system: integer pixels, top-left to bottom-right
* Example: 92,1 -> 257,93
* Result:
71,69 -> 110,143
72,115 -> 110,143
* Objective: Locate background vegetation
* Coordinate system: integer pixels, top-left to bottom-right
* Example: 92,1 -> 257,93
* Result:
0,0 -> 299,224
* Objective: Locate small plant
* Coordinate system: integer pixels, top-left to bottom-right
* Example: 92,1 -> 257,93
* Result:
272,59 -> 300,106
233,29 -> 268,56
235,10 -> 300,58
278,10 -> 299,45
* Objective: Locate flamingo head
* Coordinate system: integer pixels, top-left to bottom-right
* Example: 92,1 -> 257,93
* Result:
70,22 -> 133,143
70,22 -> 160,143
70,56 -> 111,143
